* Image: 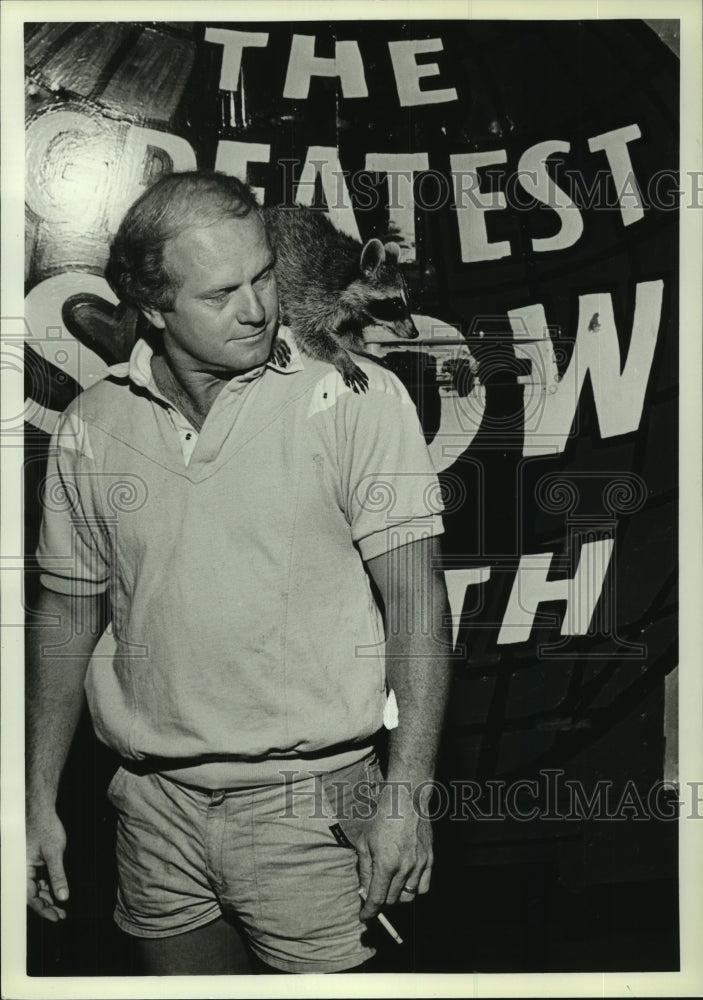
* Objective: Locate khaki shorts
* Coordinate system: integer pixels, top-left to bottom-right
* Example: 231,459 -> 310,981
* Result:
108,753 -> 382,973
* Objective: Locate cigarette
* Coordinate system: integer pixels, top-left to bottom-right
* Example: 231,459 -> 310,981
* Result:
358,887 -> 403,945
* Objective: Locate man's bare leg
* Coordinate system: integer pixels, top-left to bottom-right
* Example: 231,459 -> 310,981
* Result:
136,917 -> 253,975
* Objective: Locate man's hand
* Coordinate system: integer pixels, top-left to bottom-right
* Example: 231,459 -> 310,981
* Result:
362,536 -> 452,922
26,586 -> 107,923
356,781 -> 433,921
26,808 -> 69,922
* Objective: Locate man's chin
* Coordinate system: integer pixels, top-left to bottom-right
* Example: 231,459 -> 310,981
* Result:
229,328 -> 268,345
226,330 -> 276,369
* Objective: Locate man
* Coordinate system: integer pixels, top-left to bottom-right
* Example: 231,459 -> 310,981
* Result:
26,171 -> 451,975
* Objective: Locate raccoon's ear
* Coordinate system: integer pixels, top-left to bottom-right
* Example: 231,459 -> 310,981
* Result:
383,241 -> 401,263
360,238 -> 385,276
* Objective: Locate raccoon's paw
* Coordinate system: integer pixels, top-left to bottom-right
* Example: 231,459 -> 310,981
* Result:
340,360 -> 369,394
271,336 -> 291,368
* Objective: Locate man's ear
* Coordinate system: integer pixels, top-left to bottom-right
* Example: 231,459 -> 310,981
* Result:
141,306 -> 166,330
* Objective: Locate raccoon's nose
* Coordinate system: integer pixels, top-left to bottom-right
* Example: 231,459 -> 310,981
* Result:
406,318 -> 420,339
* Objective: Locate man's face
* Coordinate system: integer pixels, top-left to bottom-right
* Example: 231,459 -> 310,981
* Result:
146,212 -> 279,375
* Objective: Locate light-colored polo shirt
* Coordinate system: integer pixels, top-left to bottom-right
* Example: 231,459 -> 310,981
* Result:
36,328 -> 444,787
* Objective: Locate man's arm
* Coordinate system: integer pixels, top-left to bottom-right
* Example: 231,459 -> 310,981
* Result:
359,534 -> 452,920
26,586 -> 107,922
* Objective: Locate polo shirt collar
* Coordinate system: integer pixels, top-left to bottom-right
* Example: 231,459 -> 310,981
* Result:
112,325 -> 304,396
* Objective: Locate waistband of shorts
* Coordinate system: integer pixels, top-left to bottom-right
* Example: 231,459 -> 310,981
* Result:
120,741 -> 377,792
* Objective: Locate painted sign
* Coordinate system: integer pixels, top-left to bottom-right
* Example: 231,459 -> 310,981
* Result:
22,19 -> 679,897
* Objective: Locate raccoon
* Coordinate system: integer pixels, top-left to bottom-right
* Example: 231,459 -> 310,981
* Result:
262,205 -> 419,392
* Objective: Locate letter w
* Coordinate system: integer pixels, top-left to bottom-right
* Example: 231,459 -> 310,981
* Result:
511,280 -> 664,456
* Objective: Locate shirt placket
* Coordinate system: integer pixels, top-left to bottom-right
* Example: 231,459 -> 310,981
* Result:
166,407 -> 199,466
184,376 -> 260,472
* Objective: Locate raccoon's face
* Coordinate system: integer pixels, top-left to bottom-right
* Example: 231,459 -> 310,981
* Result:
343,238 -> 420,341
362,275 -> 419,341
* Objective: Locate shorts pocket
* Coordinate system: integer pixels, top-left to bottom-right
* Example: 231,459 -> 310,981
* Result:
321,754 -> 382,851
106,765 -> 128,804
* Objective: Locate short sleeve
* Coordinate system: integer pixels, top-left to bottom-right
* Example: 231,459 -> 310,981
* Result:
338,366 -> 444,562
35,410 -> 111,596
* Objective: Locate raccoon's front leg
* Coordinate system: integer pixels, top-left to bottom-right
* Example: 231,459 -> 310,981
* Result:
271,335 -> 291,368
336,351 -> 369,394
302,332 -> 369,393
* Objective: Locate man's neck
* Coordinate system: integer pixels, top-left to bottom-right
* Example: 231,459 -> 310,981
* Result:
151,353 -> 232,431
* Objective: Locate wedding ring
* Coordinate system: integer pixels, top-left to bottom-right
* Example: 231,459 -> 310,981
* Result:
401,885 -> 418,895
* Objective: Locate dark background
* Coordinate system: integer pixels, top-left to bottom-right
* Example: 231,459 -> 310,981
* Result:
24,19 -> 679,974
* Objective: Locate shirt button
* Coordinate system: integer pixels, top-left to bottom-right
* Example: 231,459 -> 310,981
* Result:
185,433 -> 192,440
